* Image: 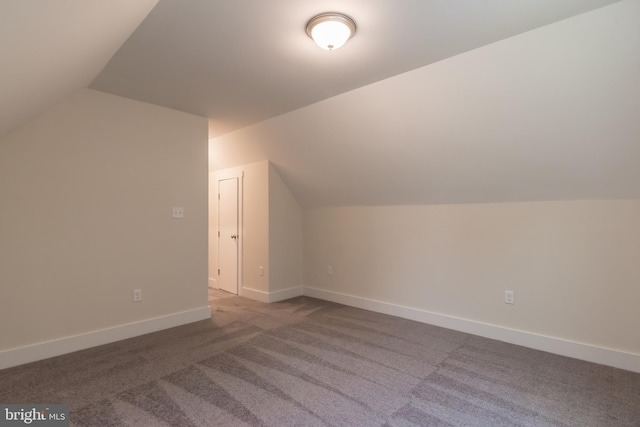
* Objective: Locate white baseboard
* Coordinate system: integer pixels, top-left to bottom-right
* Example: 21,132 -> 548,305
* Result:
240,286 -> 270,302
6,288 -> 637,374
268,286 -> 304,302
208,278 -> 217,288
241,286 -> 303,303
303,287 -> 640,373
0,306 -> 211,371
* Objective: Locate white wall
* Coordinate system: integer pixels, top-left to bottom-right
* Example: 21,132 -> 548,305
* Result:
240,162 -> 270,294
209,161 -> 270,296
268,163 -> 303,293
207,1 -> 640,371
0,89 -> 209,365
207,0 -> 640,208
209,161 -> 303,300
304,200 -> 640,359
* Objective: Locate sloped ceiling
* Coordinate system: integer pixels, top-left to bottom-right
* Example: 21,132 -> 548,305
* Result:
90,0 -> 621,138
3,1 -> 637,208
211,1 -> 640,207
0,0 -> 158,137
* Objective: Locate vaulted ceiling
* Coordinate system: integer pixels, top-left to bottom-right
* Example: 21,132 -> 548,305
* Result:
3,0 -> 638,207
0,0 -> 158,136
209,0 -> 640,207
89,0 -> 622,137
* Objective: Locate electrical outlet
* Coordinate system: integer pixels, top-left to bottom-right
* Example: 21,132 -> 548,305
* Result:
327,266 -> 333,276
172,206 -> 184,218
504,290 -> 514,305
259,266 -> 264,276
133,289 -> 142,302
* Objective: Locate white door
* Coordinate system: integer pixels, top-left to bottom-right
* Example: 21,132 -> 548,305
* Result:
218,177 -> 239,294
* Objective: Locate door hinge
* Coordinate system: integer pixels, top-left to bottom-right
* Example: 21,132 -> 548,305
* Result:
218,230 -> 220,238
218,269 -> 220,275
218,193 -> 220,200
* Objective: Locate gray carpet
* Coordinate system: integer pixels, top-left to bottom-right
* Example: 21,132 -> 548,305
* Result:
1,290 -> 639,426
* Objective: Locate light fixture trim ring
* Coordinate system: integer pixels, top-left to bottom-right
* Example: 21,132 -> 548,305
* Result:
305,12 -> 357,44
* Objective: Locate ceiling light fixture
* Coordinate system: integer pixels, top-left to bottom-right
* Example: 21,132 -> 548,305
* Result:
306,12 -> 356,51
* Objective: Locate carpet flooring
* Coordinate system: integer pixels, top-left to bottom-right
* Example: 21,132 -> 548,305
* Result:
1,289 -> 639,426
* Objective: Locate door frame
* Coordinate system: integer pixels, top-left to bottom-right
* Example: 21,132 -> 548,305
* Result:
213,169 -> 243,296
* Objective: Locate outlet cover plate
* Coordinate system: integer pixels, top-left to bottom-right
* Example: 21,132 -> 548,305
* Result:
504,290 -> 514,304
172,207 -> 184,218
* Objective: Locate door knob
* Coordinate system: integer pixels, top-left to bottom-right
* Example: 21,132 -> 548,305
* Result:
231,234 -> 237,239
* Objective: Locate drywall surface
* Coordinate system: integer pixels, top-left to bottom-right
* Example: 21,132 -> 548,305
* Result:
240,161 -> 270,293
268,163 -> 303,292
209,161 -> 303,298
0,0 -> 158,136
209,161 -> 270,294
304,200 -> 640,355
209,1 -> 640,208
0,89 -> 208,351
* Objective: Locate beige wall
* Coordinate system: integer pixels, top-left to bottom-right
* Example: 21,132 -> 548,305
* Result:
0,89 -> 208,351
205,1 -> 639,368
209,161 -> 303,298
241,161 -> 270,293
304,200 -> 640,355
209,161 -> 270,294
268,163 -> 303,292
205,1 -> 640,208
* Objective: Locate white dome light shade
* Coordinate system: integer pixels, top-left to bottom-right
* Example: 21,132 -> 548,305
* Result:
310,21 -> 351,50
306,13 -> 356,50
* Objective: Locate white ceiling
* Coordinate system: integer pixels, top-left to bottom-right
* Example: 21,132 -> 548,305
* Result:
0,0 -> 158,137
90,0 -> 621,137
212,0 -> 640,207
3,0 -> 637,208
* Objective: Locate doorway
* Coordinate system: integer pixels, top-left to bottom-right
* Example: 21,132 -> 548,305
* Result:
218,177 -> 239,294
